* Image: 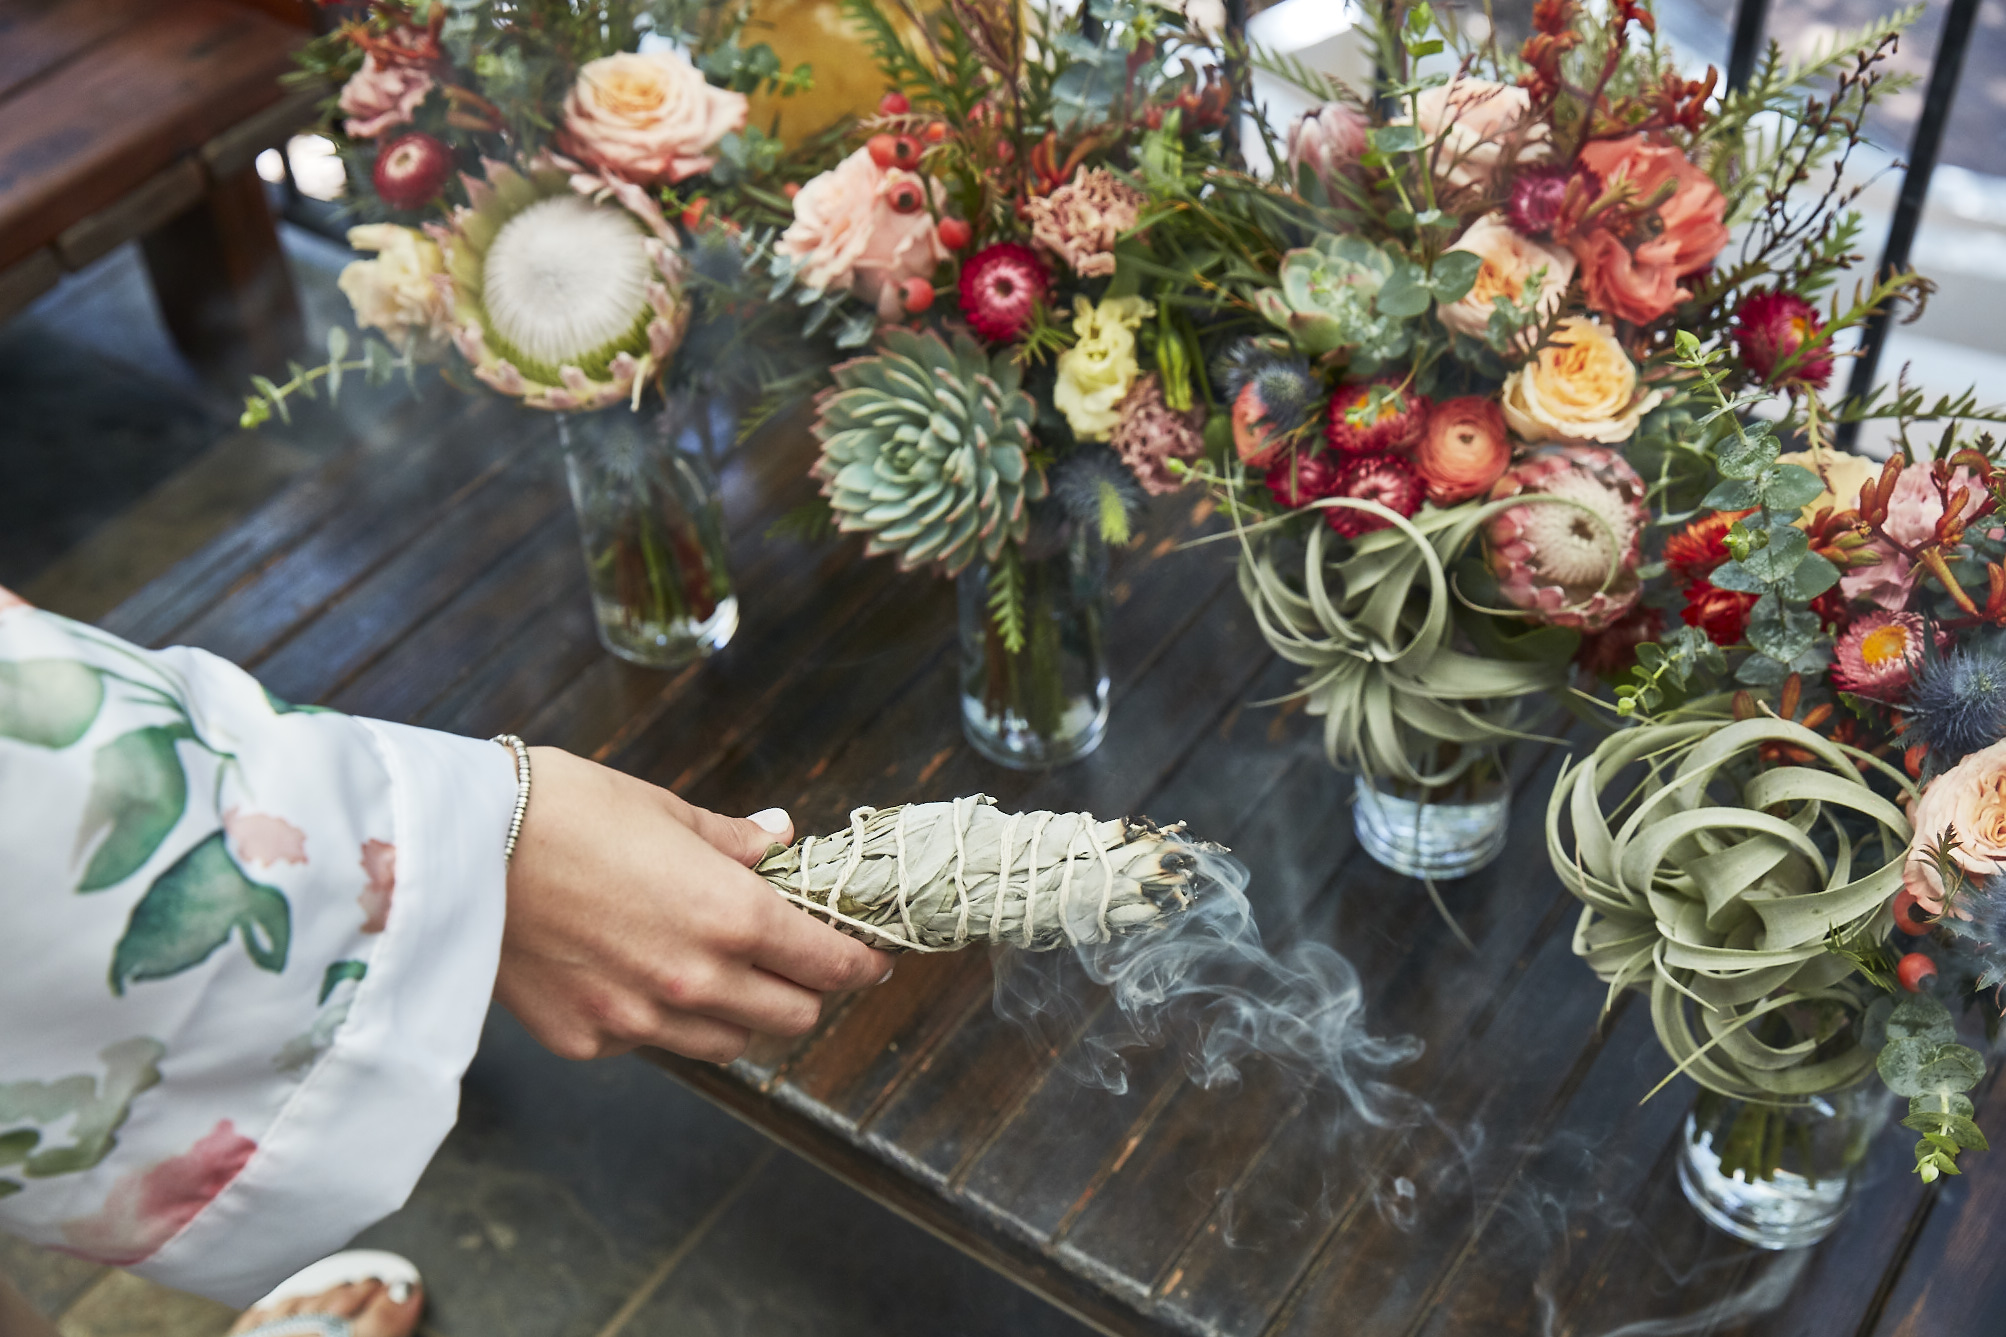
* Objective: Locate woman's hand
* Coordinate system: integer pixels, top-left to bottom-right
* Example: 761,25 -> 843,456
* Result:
493,747 -> 892,1063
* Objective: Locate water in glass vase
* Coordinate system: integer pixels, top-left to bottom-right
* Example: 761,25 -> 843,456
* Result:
957,526 -> 1110,770
1678,1086 -> 1885,1249
1352,752 -> 1511,879
558,400 -> 737,669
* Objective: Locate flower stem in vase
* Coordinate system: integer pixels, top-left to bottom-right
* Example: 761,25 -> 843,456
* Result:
958,529 -> 1110,771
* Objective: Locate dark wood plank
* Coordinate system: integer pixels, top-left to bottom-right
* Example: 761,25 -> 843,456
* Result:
0,0 -> 158,104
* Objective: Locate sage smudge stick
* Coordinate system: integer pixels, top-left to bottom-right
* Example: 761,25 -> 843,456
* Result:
756,796 -> 1218,952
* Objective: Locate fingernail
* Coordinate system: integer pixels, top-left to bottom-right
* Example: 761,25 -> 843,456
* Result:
388,1281 -> 414,1304
748,808 -> 790,835
878,965 -> 895,984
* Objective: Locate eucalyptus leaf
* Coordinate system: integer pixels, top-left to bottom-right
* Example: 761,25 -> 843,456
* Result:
1701,478 -> 1762,510
1758,463 -> 1826,512
1429,250 -> 1482,303
1878,1040 -> 1984,1099
1716,429 -> 1780,479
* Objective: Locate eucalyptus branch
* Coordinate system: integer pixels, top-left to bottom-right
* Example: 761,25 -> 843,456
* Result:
240,327 -> 417,429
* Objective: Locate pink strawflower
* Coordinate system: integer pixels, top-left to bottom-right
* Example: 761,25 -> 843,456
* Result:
1110,374 -> 1206,495
1485,446 -> 1648,631
1326,454 -> 1423,538
1734,290 -> 1834,389
958,242 -> 1050,342
1265,450 -> 1344,509
1504,165 -> 1572,237
1830,611 -> 1936,702
1022,166 -> 1145,280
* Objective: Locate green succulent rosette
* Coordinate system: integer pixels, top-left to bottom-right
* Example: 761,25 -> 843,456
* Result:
810,327 -> 1047,577
1235,496 -> 1574,787
439,158 -> 691,412
1252,234 -> 1408,363
1549,709 -> 1913,1102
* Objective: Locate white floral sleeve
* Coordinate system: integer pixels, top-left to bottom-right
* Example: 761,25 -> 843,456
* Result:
0,587 -> 517,1304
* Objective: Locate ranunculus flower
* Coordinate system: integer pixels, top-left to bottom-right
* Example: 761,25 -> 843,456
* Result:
1405,79 -> 1549,192
337,223 -> 453,358
1499,317 -> 1663,445
1054,295 -> 1153,441
1841,463 -> 1990,607
1831,610 -> 1938,702
1435,213 -> 1574,344
775,147 -> 950,320
1905,736 -> 2006,914
1412,397 -> 1511,504
1736,290 -> 1835,388
1565,134 -> 1729,325
339,54 -> 434,139
1022,166 -> 1144,280
1286,103 -> 1369,196
555,50 -> 747,185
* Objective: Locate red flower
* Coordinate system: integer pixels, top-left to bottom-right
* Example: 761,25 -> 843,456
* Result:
1734,290 -> 1834,389
1681,579 -> 1758,647
1265,452 -> 1343,508
1324,381 -> 1430,456
957,243 -> 1049,342
1663,512 -> 1743,582
1504,165 -> 1572,237
1577,604 -> 1663,678
1411,397 -> 1511,504
372,132 -> 452,211
1326,454 -> 1424,538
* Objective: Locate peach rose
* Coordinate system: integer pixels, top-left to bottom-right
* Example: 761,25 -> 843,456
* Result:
1435,214 -> 1575,343
339,54 -> 434,140
555,50 -> 748,185
1904,737 -> 2006,914
775,147 -> 949,320
1565,135 -> 1728,325
1500,317 -> 1664,445
1413,397 -> 1512,504
1405,79 -> 1549,192
337,223 -> 453,358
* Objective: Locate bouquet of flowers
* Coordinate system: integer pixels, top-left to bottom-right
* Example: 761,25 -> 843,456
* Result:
1142,0 -> 1923,884
774,0 -> 1232,767
239,0 -> 840,667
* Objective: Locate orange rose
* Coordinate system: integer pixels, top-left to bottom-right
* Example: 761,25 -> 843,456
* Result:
1412,397 -> 1510,504
1565,135 -> 1728,325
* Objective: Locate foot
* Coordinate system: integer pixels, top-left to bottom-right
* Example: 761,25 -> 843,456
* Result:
227,1278 -> 422,1337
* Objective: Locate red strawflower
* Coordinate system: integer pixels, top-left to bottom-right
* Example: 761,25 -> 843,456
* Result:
1326,454 -> 1424,538
1265,452 -> 1344,508
1681,579 -> 1759,647
1324,381 -> 1430,456
1663,512 -> 1743,582
1504,166 -> 1573,237
958,243 -> 1050,343
373,131 -> 452,211
1734,290 -> 1834,389
1811,587 -> 1851,633
1577,605 -> 1664,678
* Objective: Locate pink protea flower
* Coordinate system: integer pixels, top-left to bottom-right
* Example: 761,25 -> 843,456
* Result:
1022,166 -> 1145,279
1831,611 -> 1938,701
1286,104 -> 1369,196
1734,290 -> 1835,389
1110,374 -> 1206,495
1484,446 -> 1648,631
1504,165 -> 1573,237
1326,454 -> 1424,538
958,242 -> 1050,342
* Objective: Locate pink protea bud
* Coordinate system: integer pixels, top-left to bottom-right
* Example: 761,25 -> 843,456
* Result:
958,242 -> 1050,343
1503,165 -> 1572,237
1734,289 -> 1834,389
373,132 -> 453,211
1287,103 -> 1370,196
1327,454 -> 1424,538
1484,446 -> 1648,631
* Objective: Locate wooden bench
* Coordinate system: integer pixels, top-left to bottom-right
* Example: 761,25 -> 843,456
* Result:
0,0 -> 322,380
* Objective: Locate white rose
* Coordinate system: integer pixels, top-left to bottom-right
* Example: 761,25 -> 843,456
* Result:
336,224 -> 452,357
1500,317 -> 1663,445
1435,213 -> 1575,342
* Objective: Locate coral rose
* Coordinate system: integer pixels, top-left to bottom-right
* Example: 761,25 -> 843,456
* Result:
775,147 -> 950,320
1435,213 -> 1575,344
1054,295 -> 1154,441
1412,397 -> 1511,505
337,224 -> 452,358
1905,736 -> 2006,914
1500,317 -> 1663,445
338,54 -> 434,140
1405,79 -> 1549,192
1566,134 -> 1729,325
556,50 -> 748,185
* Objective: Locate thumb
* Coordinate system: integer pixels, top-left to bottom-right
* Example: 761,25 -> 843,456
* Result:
683,803 -> 794,867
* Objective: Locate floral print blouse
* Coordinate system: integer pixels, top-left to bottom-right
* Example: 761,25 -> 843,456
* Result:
0,587 -> 515,1304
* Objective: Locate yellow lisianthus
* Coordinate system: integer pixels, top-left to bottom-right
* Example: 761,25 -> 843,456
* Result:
1054,294 -> 1155,441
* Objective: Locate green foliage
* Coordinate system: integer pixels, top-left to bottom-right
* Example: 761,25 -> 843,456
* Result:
241,328 -> 416,430
1868,992 -> 1990,1181
987,545 -> 1027,656
765,499 -> 838,545
1615,625 -> 1726,718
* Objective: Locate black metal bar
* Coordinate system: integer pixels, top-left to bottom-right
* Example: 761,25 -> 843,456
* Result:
1725,0 -> 1772,93
1222,0 -> 1248,167
1836,0 -> 1983,449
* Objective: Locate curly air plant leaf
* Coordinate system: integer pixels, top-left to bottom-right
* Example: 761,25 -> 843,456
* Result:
1234,497 -> 1579,786
1549,709 -> 1914,1103
755,796 -> 1219,952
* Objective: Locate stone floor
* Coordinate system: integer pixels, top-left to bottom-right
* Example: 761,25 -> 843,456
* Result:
0,226 -> 1096,1337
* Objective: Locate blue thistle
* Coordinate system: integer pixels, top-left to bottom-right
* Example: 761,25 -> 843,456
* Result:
1051,448 -> 1146,546
1908,646 -> 2006,768
1209,340 -> 1317,434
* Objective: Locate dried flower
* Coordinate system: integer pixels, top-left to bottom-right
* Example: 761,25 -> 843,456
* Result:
958,242 -> 1051,342
1905,738 -> 2006,915
1485,446 -> 1647,631
1326,454 -> 1424,538
1504,165 -> 1572,237
339,53 -> 434,140
1110,373 -> 1205,496
1264,451 -> 1343,508
1411,397 -> 1511,505
1576,604 -> 1663,678
1831,611 -> 1936,701
1022,166 -> 1145,280
1054,295 -> 1154,442
1324,381 -> 1429,456
1908,648 -> 2006,770
1735,290 -> 1834,389
1664,511 -> 1738,582
556,49 -> 748,185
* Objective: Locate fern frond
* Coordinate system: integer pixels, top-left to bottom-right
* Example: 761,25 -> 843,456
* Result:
766,498 -> 838,544
988,545 -> 1026,655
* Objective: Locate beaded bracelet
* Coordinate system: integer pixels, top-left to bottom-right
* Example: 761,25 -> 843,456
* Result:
490,734 -> 532,867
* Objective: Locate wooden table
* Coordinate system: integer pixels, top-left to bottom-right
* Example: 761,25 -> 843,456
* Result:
102,392 -> 2006,1337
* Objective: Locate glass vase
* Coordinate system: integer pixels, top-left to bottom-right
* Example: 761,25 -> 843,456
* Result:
1352,751 -> 1511,879
1678,1086 -> 1887,1250
557,398 -> 737,669
957,525 -> 1110,770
